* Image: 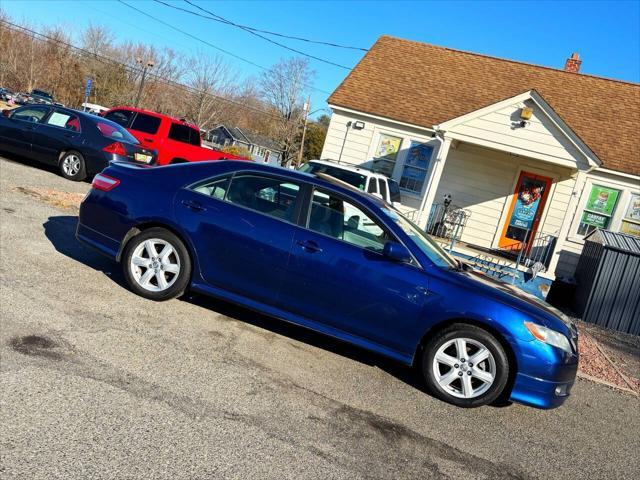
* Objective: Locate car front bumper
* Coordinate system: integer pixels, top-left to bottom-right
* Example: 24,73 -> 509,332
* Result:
509,335 -> 579,409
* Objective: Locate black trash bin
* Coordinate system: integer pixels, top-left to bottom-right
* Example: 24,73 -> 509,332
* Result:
574,230 -> 640,335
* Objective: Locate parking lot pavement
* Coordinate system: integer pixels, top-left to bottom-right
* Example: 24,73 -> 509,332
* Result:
1,155 -> 639,480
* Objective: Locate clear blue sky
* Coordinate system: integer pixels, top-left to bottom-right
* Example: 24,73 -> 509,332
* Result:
4,0 -> 639,117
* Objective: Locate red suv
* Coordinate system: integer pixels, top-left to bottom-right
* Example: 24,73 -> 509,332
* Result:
103,106 -> 247,166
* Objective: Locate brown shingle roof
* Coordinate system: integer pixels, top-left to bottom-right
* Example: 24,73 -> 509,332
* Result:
329,36 -> 640,175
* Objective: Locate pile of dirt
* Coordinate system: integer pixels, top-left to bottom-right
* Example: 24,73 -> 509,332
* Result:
12,186 -> 85,211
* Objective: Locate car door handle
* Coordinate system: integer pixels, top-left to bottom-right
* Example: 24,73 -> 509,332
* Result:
297,240 -> 322,253
181,200 -> 206,212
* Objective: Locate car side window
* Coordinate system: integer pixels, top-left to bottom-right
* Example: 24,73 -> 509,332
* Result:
226,174 -> 300,222
46,111 -> 80,132
367,178 -> 377,194
104,109 -> 133,128
11,106 -> 50,123
307,189 -> 392,252
168,123 -> 200,146
131,113 -> 161,134
191,176 -> 231,200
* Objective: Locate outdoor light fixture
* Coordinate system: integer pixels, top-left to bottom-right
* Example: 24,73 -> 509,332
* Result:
353,121 -> 365,130
520,107 -> 533,120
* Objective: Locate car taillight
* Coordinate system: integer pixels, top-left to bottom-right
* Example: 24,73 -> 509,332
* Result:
92,173 -> 120,191
102,142 -> 127,156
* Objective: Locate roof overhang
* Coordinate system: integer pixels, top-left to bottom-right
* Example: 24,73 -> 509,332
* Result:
434,90 -> 602,171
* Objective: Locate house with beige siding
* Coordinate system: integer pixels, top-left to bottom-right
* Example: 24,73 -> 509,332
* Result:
321,36 -> 639,296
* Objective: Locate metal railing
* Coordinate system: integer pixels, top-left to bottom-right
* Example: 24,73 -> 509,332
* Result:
426,203 -> 471,251
496,230 -> 558,283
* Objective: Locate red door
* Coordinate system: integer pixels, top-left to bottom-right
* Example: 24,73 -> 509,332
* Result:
499,171 -> 552,251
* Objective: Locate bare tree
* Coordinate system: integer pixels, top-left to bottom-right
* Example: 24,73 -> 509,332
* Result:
183,52 -> 236,130
260,57 -> 313,165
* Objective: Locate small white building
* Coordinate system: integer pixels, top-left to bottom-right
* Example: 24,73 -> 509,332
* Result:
321,36 -> 639,292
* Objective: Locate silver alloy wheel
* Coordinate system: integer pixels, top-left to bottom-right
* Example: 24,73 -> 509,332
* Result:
129,238 -> 181,292
61,154 -> 82,176
432,337 -> 496,399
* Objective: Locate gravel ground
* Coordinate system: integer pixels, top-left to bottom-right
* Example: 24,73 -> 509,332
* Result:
1,154 -> 640,480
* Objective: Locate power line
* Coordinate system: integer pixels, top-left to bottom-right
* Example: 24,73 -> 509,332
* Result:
0,19 -> 283,120
117,0 -> 332,95
152,0 -> 353,70
153,0 -> 367,52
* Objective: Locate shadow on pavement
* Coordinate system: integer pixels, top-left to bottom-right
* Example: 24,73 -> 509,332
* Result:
43,215 -> 125,285
44,215 -> 512,407
1,150 -> 60,177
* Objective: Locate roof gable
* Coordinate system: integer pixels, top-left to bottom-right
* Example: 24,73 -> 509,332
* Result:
436,90 -> 600,170
329,36 -> 640,176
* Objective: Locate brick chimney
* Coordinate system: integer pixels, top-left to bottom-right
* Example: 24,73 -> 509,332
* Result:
564,53 -> 581,73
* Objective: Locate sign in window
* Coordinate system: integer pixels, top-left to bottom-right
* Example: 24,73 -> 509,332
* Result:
400,142 -> 433,193
372,134 -> 402,176
620,193 -> 640,237
577,185 -> 620,237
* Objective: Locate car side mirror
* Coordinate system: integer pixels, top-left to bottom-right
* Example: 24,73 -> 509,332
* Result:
382,241 -> 412,263
2,109 -> 12,118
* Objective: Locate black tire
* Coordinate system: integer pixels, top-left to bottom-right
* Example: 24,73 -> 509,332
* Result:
421,323 -> 509,408
121,227 -> 191,301
59,150 -> 87,181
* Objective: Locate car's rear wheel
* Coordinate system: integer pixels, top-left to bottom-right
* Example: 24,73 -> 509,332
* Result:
59,150 -> 87,181
421,323 -> 509,408
122,228 -> 191,301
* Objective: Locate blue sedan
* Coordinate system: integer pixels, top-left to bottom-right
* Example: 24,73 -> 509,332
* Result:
77,161 -> 578,409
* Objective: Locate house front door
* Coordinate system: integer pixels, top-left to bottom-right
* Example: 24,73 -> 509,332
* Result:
498,171 -> 552,251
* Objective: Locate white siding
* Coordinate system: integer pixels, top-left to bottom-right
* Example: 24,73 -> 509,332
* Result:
434,143 -> 576,252
450,99 -> 590,170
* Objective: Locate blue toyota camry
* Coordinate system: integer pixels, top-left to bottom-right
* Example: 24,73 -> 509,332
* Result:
77,161 -> 578,409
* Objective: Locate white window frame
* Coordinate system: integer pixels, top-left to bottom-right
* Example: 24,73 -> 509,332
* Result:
568,176 -> 639,243
398,141 -> 434,194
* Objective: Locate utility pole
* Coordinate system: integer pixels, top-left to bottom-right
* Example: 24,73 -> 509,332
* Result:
134,57 -> 155,108
296,95 -> 311,168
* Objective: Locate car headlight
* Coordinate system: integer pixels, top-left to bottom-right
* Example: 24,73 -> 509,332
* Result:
524,321 -> 573,353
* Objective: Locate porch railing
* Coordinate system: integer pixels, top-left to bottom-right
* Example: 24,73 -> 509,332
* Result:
427,203 -> 471,251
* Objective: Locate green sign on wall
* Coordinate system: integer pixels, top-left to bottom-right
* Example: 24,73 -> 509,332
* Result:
585,185 -> 620,215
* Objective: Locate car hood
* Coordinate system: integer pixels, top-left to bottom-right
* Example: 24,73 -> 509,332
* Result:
457,267 -> 573,331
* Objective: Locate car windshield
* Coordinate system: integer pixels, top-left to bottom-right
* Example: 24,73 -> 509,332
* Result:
381,207 -> 458,269
299,162 -> 367,191
95,120 -> 140,144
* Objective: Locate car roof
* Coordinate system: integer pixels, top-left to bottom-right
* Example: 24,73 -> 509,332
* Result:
179,161 -> 388,208
108,105 -> 199,129
307,159 -> 387,179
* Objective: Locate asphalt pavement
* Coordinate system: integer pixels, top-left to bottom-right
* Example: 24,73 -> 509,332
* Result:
1,154 -> 639,480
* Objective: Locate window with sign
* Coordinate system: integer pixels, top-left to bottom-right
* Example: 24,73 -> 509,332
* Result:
577,185 -> 620,237
371,134 -> 402,176
620,193 -> 640,237
400,142 -> 433,193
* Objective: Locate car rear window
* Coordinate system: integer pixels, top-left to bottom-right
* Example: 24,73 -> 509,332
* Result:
46,111 -> 80,132
168,123 -> 200,146
131,113 -> 161,134
95,120 -> 139,144
104,109 -> 134,128
300,162 -> 367,191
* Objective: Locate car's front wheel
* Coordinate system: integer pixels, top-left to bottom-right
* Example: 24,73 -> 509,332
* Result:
421,323 -> 510,408
59,150 -> 87,181
122,228 -> 191,301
